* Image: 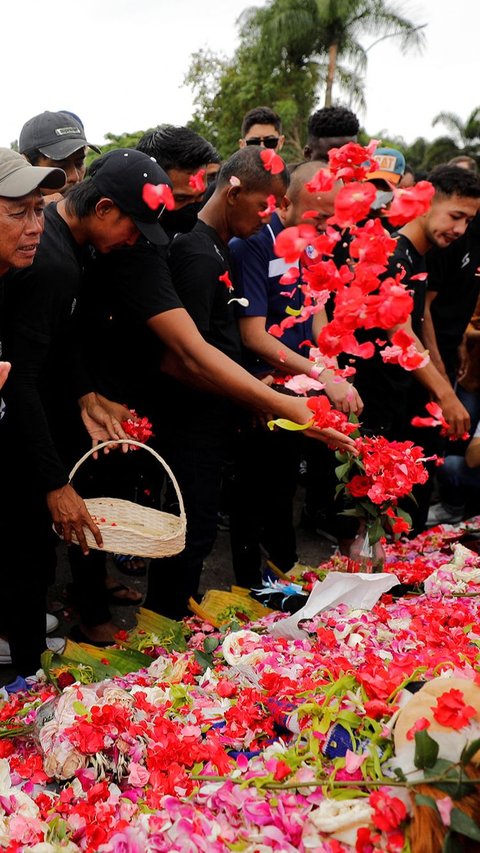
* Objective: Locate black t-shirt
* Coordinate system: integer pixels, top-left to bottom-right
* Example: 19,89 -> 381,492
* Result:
427,215 -> 480,371
78,239 -> 182,413
161,220 -> 242,439
2,204 -> 90,490
352,233 -> 427,437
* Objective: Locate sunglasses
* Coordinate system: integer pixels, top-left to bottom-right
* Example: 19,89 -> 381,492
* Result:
245,136 -> 280,149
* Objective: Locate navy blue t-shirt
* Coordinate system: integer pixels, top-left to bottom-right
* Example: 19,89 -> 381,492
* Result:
230,213 -> 313,375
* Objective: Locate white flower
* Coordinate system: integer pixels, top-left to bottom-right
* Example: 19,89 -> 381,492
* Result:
304,797 -> 373,847
222,630 -> 266,666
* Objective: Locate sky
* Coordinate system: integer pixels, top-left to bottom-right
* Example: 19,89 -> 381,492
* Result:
0,0 -> 478,151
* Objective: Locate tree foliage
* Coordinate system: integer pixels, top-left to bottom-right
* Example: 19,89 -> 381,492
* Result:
432,107 -> 480,153
184,0 -> 424,159
184,11 -> 320,160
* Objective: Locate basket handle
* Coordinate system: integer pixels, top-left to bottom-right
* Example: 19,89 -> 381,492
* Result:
68,439 -> 186,522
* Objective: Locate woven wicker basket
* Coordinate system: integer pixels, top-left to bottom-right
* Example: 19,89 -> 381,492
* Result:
65,439 -> 186,558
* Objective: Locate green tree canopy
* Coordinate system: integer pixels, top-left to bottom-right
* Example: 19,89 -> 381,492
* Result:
245,0 -> 425,107
184,0 -> 425,160
432,107 -> 480,155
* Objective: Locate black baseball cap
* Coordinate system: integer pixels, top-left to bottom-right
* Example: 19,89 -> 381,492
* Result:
88,149 -> 172,245
19,111 -> 101,160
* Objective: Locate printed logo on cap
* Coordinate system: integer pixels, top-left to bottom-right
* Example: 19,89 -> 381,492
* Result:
55,126 -> 82,137
375,154 -> 399,173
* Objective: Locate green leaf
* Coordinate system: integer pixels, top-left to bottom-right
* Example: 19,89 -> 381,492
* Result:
395,506 -> 412,525
442,831 -> 462,853
460,737 -> 480,766
425,761 -> 474,798
414,729 -> 439,769
72,701 -> 89,716
204,636 -> 220,654
328,787 -> 368,800
267,418 -> 312,432
415,793 -> 438,810
335,461 -> 352,480
194,649 -> 213,671
449,808 -> 480,841
392,766 -> 407,782
340,507 -> 363,517
367,517 -> 385,545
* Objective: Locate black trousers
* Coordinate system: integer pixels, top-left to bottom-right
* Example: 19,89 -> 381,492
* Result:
144,430 -> 227,621
0,452 -> 55,676
229,425 -> 301,588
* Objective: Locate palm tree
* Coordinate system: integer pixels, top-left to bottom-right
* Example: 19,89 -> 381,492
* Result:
243,0 -> 425,107
432,107 -> 480,153
317,0 -> 425,106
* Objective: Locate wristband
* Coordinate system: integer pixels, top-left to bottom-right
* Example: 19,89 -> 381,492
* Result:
309,363 -> 325,380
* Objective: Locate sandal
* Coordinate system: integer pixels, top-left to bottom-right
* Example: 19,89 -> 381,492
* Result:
113,554 -> 147,577
106,583 -> 143,607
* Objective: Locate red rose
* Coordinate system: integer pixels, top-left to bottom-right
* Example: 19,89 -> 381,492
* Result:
433,688 -> 476,730
347,475 -> 371,497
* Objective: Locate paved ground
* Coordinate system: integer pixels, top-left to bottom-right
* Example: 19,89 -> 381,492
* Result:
0,487 -> 334,686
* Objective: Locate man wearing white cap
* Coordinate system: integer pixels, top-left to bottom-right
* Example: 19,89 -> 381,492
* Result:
0,149 -> 170,675
0,147 -> 65,389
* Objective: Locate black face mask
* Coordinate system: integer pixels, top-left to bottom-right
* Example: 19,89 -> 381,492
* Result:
160,202 -> 202,239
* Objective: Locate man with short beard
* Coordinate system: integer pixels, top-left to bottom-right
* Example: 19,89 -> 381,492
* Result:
352,165 -> 480,532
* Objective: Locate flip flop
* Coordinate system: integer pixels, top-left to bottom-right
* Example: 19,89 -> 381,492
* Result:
113,554 -> 147,577
106,583 -> 143,607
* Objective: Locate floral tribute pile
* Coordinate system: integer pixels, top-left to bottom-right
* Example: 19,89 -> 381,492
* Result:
0,524 -> 478,850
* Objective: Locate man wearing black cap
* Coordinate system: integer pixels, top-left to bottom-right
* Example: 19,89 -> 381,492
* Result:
1,149 -> 171,671
19,110 -> 100,197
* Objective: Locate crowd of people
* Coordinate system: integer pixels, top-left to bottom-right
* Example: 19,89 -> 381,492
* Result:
1,104 -> 480,680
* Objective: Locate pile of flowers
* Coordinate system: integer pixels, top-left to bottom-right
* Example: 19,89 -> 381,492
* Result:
0,520 -> 479,850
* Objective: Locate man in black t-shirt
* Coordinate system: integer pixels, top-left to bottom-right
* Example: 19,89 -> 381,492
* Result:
304,106 -> 359,161
143,147 -> 357,619
136,125 -> 220,239
424,214 -> 480,383
79,148 -> 356,625
0,149 -> 65,394
353,166 -> 480,442
1,149 -> 173,672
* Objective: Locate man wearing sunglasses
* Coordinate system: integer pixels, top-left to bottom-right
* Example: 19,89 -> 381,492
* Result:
239,106 -> 285,152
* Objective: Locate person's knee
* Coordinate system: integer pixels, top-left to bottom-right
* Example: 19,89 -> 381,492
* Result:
441,455 -> 480,491
439,455 -> 469,488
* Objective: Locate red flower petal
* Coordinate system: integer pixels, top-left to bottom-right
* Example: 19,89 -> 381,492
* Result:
260,148 -> 285,175
142,182 -> 175,211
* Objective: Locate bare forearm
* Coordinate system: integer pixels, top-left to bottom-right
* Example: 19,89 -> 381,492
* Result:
240,323 -> 314,376
421,308 -> 447,377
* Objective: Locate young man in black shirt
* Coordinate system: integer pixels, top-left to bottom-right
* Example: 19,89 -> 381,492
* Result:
303,106 -> 359,161
136,125 -> 219,239
1,149 -> 172,671
143,147 -> 356,619
353,166 -> 480,442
